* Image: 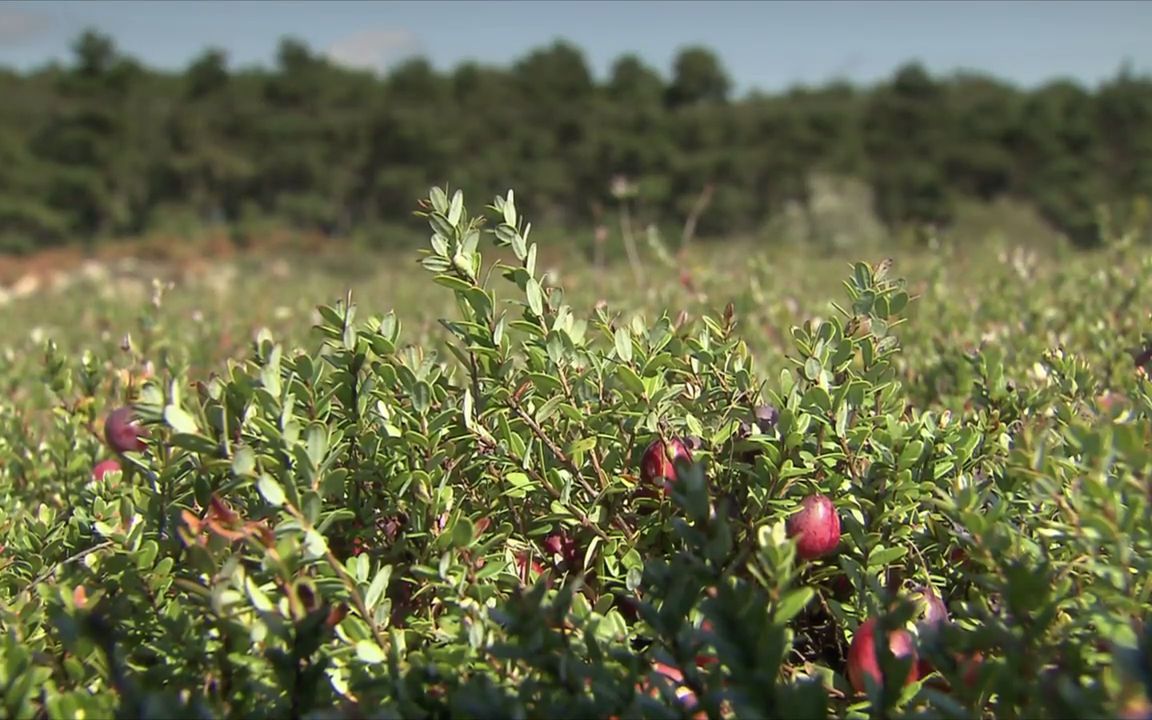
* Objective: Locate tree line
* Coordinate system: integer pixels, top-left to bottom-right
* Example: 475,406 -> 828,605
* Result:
1,29 -> 1150,254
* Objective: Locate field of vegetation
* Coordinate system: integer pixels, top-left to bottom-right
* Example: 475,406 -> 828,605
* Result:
1,182 -> 1151,719
4,22 -> 1152,719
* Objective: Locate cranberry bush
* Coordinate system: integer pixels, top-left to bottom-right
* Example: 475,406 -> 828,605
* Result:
2,187 -> 1152,719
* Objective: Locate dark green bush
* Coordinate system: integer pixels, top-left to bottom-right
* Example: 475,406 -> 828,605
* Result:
2,188 -> 1152,719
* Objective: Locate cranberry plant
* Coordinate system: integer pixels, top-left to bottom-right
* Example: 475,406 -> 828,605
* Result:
1,187 -> 1151,719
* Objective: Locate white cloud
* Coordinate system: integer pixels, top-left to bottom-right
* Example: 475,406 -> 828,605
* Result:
0,6 -> 56,44
325,28 -> 423,74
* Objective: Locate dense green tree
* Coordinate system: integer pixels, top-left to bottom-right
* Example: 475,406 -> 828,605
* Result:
607,54 -> 665,105
596,55 -> 673,216
363,58 -> 457,226
863,63 -> 956,230
1096,66 -> 1152,200
666,46 -> 731,108
941,74 -> 1020,202
0,29 -> 1150,252
0,131 -> 65,252
508,41 -> 598,223
450,62 -> 524,207
158,49 -> 252,228
29,31 -> 170,246
1016,79 -> 1108,246
252,39 -> 377,234
0,69 -> 66,250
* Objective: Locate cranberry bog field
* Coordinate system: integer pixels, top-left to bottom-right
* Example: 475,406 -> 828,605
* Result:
2,188 -> 1152,720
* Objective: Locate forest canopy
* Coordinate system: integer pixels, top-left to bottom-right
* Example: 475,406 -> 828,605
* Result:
1,29 -> 1150,253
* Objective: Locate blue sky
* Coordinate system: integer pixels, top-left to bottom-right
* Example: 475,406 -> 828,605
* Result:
1,1 -> 1149,93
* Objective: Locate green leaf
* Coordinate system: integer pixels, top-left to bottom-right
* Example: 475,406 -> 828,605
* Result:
502,190 -> 517,227
304,528 -> 328,557
447,189 -> 464,227
505,471 -> 532,498
511,230 -> 527,260
546,330 -> 567,366
452,517 -> 475,548
535,395 -> 564,424
804,357 -> 822,381
462,387 -> 474,430
867,545 -> 908,569
306,424 -> 328,469
434,274 -> 472,293
430,187 -> 449,213
774,587 -> 815,623
365,566 -> 392,610
412,382 -> 431,415
257,474 -> 287,507
889,291 -> 909,315
614,327 -> 633,364
356,640 -> 387,664
422,255 -> 452,273
568,436 -> 597,457
164,404 -> 199,434
231,447 -> 256,477
526,278 -> 544,317
170,433 -> 219,455
616,365 -> 646,397
245,577 -> 275,612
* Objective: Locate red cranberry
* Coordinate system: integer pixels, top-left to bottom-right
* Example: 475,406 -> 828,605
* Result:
104,406 -> 147,453
640,437 -> 693,495
847,617 -> 920,693
92,458 -> 122,481
786,494 -> 841,560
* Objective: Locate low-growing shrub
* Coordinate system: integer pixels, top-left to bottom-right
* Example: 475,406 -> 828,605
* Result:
1,187 -> 1152,719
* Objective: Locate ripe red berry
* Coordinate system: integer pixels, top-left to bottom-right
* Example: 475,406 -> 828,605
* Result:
958,651 -> 983,689
786,494 -> 841,560
543,531 -> 580,569
912,583 -> 950,631
104,406 -> 147,454
92,458 -> 122,482
846,617 -> 920,693
910,584 -> 953,681
695,619 -> 718,667
514,551 -> 547,585
640,437 -> 693,495
830,573 -> 853,600
922,650 -> 985,693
